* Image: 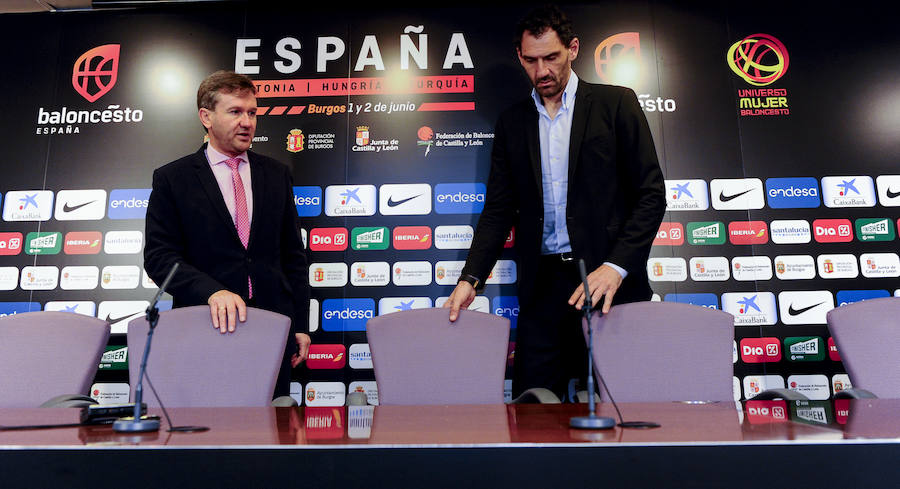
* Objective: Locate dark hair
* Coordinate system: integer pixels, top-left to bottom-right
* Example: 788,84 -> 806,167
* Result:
197,70 -> 256,110
514,4 -> 577,50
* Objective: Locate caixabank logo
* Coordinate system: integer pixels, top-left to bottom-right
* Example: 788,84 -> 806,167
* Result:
727,34 -> 790,116
593,32 -> 676,113
36,44 -> 144,136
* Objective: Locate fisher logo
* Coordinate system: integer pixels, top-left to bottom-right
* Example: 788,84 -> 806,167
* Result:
663,293 -> 719,309
770,219 -> 811,244
98,346 -> 128,370
392,226 -> 432,250
103,230 -> 142,254
860,252 -> 900,278
435,225 -> 474,249
3,190 -> 53,221
836,289 -> 889,306
689,257 -> 729,281
306,344 -> 346,369
728,221 -> 768,245
821,176 -> 876,208
773,255 -> 815,280
0,232 -> 23,255
731,256 -> 772,281
647,257 -> 687,282
322,298 -> 375,331
351,226 -> 389,250
817,254 -> 858,279
377,297 -> 432,315
349,344 -> 372,369
875,175 -> 900,206
0,267 -> 17,291
60,265 -> 100,290
486,260 -> 517,284
664,179 -> 709,211
107,189 -> 151,219
434,260 -> 465,285
0,302 -> 41,317
434,183 -> 485,214
293,186 -> 322,217
379,184 -> 431,215
309,227 -> 348,251
492,296 -> 519,329
392,261 -> 432,286
653,222 -> 684,246
765,178 -> 819,208
24,232 -> 60,255
722,292 -> 777,325
711,178 -> 764,210
286,129 -> 304,152
54,189 -> 107,220
349,261 -> 390,286
686,221 -> 725,245
778,290 -> 833,325
100,265 -> 141,290
44,301 -> 96,317
64,231 -> 102,254
856,218 -> 895,242
740,337 -> 781,363
72,44 -> 119,102
785,337 -> 825,362
813,219 -> 853,243
309,262 -> 348,287
324,185 -> 376,216
417,126 -> 435,156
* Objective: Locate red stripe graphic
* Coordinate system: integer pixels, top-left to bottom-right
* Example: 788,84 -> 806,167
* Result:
417,102 -> 475,111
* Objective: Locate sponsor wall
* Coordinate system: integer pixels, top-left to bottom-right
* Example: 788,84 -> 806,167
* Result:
0,3 -> 896,406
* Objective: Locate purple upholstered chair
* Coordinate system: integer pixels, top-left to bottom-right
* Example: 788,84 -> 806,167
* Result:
827,297 -> 900,398
584,301 -> 734,403
0,311 -> 110,408
126,306 -> 291,407
366,308 -> 510,405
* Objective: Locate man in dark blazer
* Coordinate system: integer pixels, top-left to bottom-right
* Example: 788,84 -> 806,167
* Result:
445,6 -> 666,399
144,71 -> 310,398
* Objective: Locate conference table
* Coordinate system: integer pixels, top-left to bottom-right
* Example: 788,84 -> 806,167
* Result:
2,399 -> 899,487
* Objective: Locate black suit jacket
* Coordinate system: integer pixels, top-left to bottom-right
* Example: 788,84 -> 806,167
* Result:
460,80 -> 666,305
144,145 -> 309,335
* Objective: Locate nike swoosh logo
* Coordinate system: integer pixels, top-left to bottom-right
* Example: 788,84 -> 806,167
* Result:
63,201 -> 95,213
788,302 -> 825,316
887,188 -> 900,199
387,194 -> 422,207
107,311 -> 142,323
718,189 -> 753,202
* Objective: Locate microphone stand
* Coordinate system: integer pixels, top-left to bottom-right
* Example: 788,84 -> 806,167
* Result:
570,259 -> 615,430
113,263 -> 179,433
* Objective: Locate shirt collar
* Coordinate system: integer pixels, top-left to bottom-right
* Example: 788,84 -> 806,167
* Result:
530,70 -> 579,114
206,142 -> 248,166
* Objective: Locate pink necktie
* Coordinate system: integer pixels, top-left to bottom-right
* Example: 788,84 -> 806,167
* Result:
225,158 -> 252,298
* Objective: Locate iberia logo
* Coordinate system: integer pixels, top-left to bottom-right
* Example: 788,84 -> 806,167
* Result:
417,126 -> 434,156
286,129 -> 304,152
72,44 -> 120,102
727,34 -> 789,86
594,32 -> 641,85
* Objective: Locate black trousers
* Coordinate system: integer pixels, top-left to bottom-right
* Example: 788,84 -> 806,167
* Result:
512,255 -> 589,400
246,298 -> 294,399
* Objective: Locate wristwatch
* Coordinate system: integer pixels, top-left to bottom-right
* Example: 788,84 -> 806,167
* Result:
457,273 -> 481,289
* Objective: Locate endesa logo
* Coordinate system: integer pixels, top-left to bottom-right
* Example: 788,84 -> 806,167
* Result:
0,302 -> 41,317
293,186 -> 322,217
765,178 -> 820,208
664,293 -> 719,309
813,218 -> 853,243
306,344 -> 347,369
392,226 -> 432,250
107,189 -> 151,219
321,298 -> 375,332
836,289 -> 889,306
492,296 -> 519,329
653,222 -> 684,246
309,227 -> 348,251
740,338 -> 781,363
728,221 -> 768,245
434,183 -> 485,214
0,232 -> 23,255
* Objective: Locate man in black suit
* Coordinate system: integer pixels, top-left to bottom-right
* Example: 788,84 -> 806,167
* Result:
444,6 -> 666,399
144,71 -> 310,398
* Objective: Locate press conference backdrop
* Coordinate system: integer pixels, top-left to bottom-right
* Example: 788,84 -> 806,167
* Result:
0,2 -> 897,406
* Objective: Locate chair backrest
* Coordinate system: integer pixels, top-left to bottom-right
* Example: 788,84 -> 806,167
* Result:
127,306 -> 291,407
827,297 -> 900,398
0,311 -> 110,408
367,308 -> 510,405
585,301 -> 734,402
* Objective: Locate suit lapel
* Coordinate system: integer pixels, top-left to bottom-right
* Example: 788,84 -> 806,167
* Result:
568,80 -> 592,182
247,152 -> 265,250
192,145 -> 244,247
525,107 -> 542,201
